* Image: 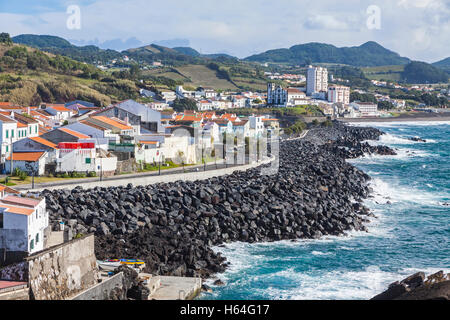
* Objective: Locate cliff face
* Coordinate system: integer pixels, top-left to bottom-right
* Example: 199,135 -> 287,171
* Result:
372,271 -> 450,300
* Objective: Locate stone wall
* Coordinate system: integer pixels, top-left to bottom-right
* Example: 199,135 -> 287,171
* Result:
26,234 -> 97,300
71,272 -> 124,300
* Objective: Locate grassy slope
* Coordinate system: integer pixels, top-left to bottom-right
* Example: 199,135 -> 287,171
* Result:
362,65 -> 405,81
144,63 -> 268,91
175,65 -> 239,90
0,43 -> 139,106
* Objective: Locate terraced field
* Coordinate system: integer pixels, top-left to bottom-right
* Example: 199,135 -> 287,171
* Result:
362,65 -> 405,81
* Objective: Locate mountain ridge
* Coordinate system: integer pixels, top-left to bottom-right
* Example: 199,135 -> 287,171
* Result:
244,41 -> 411,67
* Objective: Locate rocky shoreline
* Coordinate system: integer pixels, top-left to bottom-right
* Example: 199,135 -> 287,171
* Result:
39,122 -> 395,279
372,271 -> 450,300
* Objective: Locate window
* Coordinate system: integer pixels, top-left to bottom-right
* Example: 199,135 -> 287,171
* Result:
5,130 -> 8,139
6,145 -> 8,152
36,233 -> 39,243
0,213 -> 3,228
35,126 -> 38,134
85,158 -> 91,164
30,239 -> 34,250
11,130 -> 14,138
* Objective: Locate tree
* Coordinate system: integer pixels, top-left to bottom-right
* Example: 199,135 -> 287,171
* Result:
0,33 -> 12,45
129,64 -> 141,78
378,101 -> 395,110
172,98 -> 198,112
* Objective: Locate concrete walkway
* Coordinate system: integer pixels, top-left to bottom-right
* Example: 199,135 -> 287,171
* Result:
148,276 -> 202,300
20,157 -> 274,192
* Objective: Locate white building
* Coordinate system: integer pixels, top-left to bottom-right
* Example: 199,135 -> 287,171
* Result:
328,86 -> 350,105
56,142 -> 117,176
248,116 -> 265,138
287,88 -> 307,106
5,151 -> 48,175
232,96 -> 247,108
307,65 -> 328,96
159,90 -> 177,103
267,83 -> 287,106
0,195 -> 48,255
350,102 -> 379,117
0,114 -> 19,162
197,100 -> 214,111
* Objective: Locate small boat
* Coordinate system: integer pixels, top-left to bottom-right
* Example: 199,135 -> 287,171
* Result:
97,259 -> 145,271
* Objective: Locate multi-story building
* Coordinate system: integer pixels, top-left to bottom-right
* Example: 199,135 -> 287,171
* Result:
306,65 -> 328,96
328,86 -> 350,105
0,114 -> 18,162
350,102 -> 379,117
0,195 -> 48,255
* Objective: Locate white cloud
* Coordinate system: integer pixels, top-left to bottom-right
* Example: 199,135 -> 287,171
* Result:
1,0 -> 449,61
304,15 -> 350,30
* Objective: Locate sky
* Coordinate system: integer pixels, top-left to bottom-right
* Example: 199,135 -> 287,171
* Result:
0,0 -> 449,62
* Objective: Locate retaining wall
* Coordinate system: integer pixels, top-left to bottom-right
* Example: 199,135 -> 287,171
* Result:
27,157 -> 275,192
26,234 -> 97,300
71,272 -> 124,300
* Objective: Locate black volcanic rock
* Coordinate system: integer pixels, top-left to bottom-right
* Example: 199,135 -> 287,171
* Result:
40,122 -> 396,279
372,271 -> 450,300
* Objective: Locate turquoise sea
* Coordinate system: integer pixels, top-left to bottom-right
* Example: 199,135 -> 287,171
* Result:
202,121 -> 450,300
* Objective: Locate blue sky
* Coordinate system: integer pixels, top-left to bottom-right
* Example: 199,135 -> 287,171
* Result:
0,0 -> 449,62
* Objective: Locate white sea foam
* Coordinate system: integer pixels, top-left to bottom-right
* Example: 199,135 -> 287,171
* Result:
311,251 -> 333,256
255,266 -> 450,300
368,177 -> 445,206
348,147 -> 432,164
349,121 -> 450,128
378,133 -> 419,145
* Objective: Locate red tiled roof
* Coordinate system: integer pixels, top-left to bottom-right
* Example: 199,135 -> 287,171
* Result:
91,116 -> 132,130
6,152 -> 45,162
49,106 -> 72,112
0,204 -> 34,216
30,137 -> 58,149
0,281 -> 28,290
1,195 -> 42,208
0,114 -> 16,123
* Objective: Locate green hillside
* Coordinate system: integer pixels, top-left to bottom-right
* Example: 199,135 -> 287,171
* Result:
245,41 -> 410,67
0,35 -> 140,106
433,57 -> 450,73
401,61 -> 449,84
12,34 -> 122,64
362,65 -> 405,81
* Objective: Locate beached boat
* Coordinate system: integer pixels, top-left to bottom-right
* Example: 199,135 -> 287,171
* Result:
97,259 -> 145,271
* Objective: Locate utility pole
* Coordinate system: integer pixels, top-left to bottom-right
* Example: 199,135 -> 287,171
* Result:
10,134 -> 13,177
158,152 -> 161,176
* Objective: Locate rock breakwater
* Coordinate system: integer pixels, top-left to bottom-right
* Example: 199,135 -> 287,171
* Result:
39,123 -> 394,278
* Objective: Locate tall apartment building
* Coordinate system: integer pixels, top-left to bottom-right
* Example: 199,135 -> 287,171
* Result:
306,65 -> 328,96
267,83 -> 287,106
328,86 -> 350,105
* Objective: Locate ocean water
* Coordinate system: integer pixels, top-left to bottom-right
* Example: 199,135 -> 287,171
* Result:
201,121 -> 450,300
